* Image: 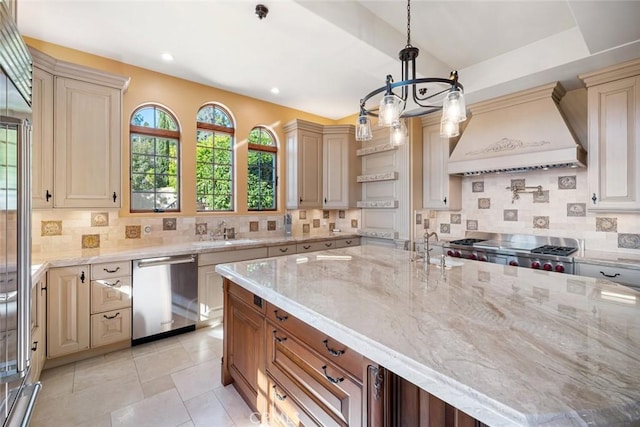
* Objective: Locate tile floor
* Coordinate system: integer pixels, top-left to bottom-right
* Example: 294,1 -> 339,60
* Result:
31,325 -> 257,427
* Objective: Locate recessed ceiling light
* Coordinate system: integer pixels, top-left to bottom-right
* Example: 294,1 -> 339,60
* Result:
161,52 -> 174,62
270,87 -> 280,95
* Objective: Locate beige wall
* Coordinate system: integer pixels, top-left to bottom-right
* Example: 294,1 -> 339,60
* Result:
25,37 -> 345,217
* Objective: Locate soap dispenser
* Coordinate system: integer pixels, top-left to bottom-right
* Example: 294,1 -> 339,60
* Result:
284,211 -> 292,236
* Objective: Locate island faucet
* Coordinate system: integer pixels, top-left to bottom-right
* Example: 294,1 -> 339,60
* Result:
424,231 -> 439,264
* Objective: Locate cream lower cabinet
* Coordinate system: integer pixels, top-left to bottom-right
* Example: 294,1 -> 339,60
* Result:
90,261 -> 132,348
29,279 -> 47,382
581,60 -> 640,211
47,266 -> 91,358
198,248 -> 268,326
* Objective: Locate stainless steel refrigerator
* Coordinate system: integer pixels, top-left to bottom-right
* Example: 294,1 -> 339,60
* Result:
0,4 -> 41,426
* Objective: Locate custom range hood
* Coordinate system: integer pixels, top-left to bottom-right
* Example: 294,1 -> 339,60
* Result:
448,82 -> 586,176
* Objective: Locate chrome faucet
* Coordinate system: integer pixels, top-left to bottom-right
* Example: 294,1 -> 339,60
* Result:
424,231 -> 439,264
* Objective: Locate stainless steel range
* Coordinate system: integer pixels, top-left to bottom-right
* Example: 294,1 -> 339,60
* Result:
442,232 -> 582,274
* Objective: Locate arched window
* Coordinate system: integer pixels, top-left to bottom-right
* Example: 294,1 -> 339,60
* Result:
247,126 -> 277,211
130,105 -> 180,212
196,104 -> 234,211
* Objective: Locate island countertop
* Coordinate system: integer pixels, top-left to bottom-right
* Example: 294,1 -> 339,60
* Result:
215,245 -> 640,427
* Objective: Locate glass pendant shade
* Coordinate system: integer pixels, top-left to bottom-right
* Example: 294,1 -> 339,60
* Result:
390,120 -> 408,146
440,117 -> 459,138
378,94 -> 402,127
355,114 -> 373,141
442,89 -> 467,123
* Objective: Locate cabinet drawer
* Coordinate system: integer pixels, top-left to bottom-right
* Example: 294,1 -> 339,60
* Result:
578,263 -> 640,287
267,303 -> 363,381
267,375 -> 323,427
268,244 -> 297,257
267,324 -> 362,426
91,261 -> 131,280
335,237 -> 360,248
91,307 -> 131,347
227,280 -> 266,315
91,276 -> 132,314
199,247 -> 268,266
297,241 -> 335,253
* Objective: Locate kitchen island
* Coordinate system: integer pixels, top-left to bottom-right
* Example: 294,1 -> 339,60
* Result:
215,245 -> 640,426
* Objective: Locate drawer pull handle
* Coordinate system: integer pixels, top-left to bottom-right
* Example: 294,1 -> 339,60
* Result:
104,267 -> 120,273
274,310 -> 288,322
321,365 -> 344,384
273,330 -> 287,343
272,385 -> 287,401
303,245 -> 311,250
324,242 -> 332,247
600,271 -> 620,279
345,240 -> 352,244
279,248 -> 288,253
323,339 -> 345,357
103,280 -> 120,287
103,312 -> 120,320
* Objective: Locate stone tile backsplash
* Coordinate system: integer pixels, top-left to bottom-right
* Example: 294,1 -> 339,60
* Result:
32,208 -> 362,254
418,169 -> 640,254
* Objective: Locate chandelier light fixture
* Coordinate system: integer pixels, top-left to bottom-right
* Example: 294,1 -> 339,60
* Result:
355,0 -> 467,143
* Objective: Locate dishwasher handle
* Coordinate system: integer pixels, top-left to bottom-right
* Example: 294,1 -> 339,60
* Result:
136,255 -> 196,268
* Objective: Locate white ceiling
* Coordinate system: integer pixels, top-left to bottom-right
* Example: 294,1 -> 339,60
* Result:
17,0 -> 640,120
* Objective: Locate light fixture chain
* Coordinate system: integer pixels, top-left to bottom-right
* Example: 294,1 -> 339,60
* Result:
406,0 -> 411,47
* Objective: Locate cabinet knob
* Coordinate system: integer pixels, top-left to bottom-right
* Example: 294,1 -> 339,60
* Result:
299,197 -> 303,204
113,192 -> 118,203
443,197 -> 447,205
592,193 -> 597,204
31,341 -> 38,352
80,271 -> 85,283
324,197 -> 327,204
45,190 -> 52,202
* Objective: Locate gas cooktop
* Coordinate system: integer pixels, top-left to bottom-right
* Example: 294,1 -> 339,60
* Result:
531,245 -> 578,256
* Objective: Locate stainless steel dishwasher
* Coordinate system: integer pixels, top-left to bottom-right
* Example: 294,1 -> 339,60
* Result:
132,254 -> 198,345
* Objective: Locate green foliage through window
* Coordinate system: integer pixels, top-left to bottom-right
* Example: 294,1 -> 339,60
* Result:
248,127 -> 277,211
130,105 -> 180,212
196,104 -> 234,211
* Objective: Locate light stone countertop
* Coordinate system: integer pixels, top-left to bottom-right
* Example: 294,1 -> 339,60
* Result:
215,244 -> 640,427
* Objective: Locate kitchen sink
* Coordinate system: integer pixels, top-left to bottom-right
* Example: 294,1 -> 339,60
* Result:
192,239 -> 257,247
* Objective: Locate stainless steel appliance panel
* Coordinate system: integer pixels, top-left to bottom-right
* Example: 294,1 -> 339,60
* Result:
132,255 -> 198,344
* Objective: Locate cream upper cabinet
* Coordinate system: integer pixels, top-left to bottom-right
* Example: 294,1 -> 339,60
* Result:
421,117 -> 461,210
30,48 -> 129,209
32,67 -> 54,208
285,119 -> 324,210
581,60 -> 640,212
322,125 -> 360,209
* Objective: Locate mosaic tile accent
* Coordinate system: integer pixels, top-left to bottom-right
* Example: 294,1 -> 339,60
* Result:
302,224 -> 310,233
126,225 -> 142,239
423,219 -> 430,229
91,212 -> 109,227
558,176 -> 577,190
323,210 -> 330,219
299,210 -> 307,220
416,213 -> 422,225
596,217 -> 617,232
533,190 -> 550,203
503,209 -> 518,222
533,216 -> 549,229
566,203 -> 586,217
511,179 -> 526,190
440,223 -> 450,234
267,220 -> 276,231
329,222 -> 335,230
81,234 -> 100,249
472,181 -> 484,193
41,220 -> 62,236
313,219 -> 320,228
450,214 -> 461,224
618,233 -> 640,249
357,200 -> 398,208
350,219 -> 358,228
249,221 -> 259,232
195,223 -> 207,235
338,210 -> 345,219
466,220 -> 478,231
478,198 -> 491,209
163,218 -> 176,231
